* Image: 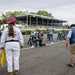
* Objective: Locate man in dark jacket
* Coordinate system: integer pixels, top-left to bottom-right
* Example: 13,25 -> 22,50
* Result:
65,24 -> 75,67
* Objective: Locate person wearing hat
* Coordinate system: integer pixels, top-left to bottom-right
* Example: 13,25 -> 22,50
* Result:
0,17 -> 24,75
65,24 -> 75,67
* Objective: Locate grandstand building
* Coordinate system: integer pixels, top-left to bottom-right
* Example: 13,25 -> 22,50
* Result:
16,14 -> 66,27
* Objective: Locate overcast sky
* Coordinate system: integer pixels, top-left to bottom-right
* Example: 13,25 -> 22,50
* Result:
0,0 -> 75,24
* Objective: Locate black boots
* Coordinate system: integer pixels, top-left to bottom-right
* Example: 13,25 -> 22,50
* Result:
7,70 -> 19,75
7,72 -> 14,75
14,70 -> 19,75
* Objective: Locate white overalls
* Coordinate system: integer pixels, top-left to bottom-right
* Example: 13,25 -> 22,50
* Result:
0,26 -> 24,72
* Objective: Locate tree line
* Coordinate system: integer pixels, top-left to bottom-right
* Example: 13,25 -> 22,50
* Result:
1,10 -> 54,18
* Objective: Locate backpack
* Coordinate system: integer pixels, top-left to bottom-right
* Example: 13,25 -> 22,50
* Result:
70,29 -> 75,44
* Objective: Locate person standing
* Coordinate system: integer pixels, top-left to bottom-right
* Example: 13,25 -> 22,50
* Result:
65,24 -> 75,67
38,32 -> 43,47
0,17 -> 24,75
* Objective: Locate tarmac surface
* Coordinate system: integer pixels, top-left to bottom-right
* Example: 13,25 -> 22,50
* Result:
0,42 -> 75,75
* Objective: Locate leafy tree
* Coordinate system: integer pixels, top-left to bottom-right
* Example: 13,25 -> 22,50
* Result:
37,10 -> 49,16
5,11 -> 26,17
36,10 -> 54,18
48,13 -> 54,18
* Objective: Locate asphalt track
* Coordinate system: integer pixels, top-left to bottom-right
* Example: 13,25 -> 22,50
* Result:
0,41 -> 75,75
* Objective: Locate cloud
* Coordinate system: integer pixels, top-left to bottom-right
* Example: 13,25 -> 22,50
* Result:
0,0 -> 75,10
0,0 -> 75,24
48,4 -> 75,24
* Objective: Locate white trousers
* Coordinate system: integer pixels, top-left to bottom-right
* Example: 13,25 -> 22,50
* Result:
5,42 -> 20,72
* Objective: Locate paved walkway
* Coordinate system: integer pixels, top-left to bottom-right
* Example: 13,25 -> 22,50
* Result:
0,42 -> 75,75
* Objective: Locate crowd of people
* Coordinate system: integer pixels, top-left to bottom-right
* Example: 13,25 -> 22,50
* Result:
28,31 -> 44,48
47,31 -> 66,42
27,30 -> 66,48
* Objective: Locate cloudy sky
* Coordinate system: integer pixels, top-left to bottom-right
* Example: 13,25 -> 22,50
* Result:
0,0 -> 75,24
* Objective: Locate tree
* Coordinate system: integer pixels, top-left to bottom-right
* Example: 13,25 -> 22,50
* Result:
5,11 -> 26,17
36,10 -> 54,18
48,13 -> 54,18
37,10 -> 49,16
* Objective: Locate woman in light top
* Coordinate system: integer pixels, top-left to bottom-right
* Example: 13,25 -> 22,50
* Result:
0,17 -> 24,75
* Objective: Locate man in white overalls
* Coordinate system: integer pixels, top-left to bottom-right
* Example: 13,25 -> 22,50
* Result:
0,17 -> 24,75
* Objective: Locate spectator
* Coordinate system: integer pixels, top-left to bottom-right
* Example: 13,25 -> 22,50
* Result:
0,17 -> 24,75
65,24 -> 75,67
